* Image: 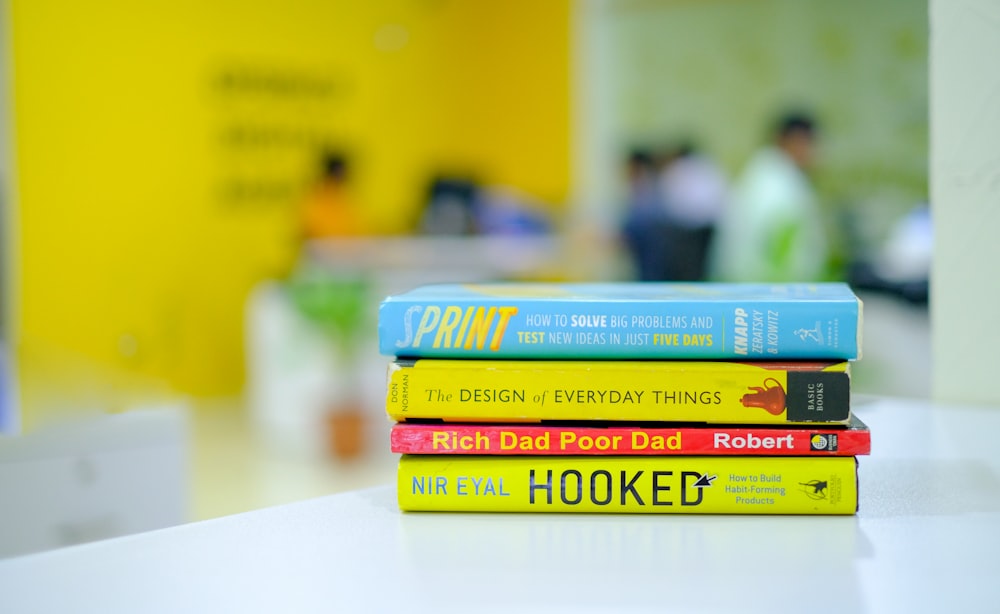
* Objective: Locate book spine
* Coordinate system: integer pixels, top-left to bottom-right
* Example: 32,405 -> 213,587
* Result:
387,360 -> 851,424
398,455 -> 858,514
391,423 -> 869,456
378,297 -> 860,359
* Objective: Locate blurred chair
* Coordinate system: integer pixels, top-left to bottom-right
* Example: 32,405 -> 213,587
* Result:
0,405 -> 189,558
0,342 -> 15,434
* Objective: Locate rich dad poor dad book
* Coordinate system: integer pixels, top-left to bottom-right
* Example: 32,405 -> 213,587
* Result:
377,282 -> 863,360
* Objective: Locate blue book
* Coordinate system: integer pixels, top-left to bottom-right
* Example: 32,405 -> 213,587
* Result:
378,282 -> 862,360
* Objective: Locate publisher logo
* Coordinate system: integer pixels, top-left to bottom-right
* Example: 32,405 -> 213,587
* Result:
809,434 -> 838,452
798,479 -> 829,500
799,475 -> 843,505
793,322 -> 824,344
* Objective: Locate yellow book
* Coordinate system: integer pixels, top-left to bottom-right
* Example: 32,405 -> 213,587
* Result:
398,455 -> 858,514
387,359 -> 850,424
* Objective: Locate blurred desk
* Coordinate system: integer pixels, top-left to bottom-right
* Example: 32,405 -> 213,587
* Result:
6,396 -> 998,613
304,233 -> 625,289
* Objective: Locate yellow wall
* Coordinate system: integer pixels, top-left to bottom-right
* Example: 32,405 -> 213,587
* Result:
9,0 -> 570,426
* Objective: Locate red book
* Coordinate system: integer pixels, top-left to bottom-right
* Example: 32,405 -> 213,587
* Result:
391,415 -> 870,456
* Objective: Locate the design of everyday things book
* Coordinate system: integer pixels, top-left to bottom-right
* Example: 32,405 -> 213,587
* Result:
398,455 -> 858,514
386,359 -> 851,424
378,282 -> 862,360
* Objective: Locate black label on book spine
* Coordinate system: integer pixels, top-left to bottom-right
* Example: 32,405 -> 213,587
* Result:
785,371 -> 850,422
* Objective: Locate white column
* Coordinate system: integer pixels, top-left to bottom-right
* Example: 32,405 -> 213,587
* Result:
931,0 -> 1000,403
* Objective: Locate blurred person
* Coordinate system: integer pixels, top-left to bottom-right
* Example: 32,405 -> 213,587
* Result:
418,175 -> 480,235
657,141 -> 728,281
475,186 -> 553,236
620,148 -> 669,281
877,203 -> 931,296
300,151 -> 367,239
849,202 -> 931,304
292,150 -> 372,458
710,112 -> 829,282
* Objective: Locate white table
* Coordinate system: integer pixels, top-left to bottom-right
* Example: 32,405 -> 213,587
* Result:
2,396 -> 1000,613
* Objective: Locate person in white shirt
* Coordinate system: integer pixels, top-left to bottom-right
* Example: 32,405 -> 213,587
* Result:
657,142 -> 728,281
710,113 -> 830,282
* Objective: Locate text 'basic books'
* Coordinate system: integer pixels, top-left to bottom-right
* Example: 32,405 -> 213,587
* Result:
378,281 -> 867,516
378,282 -> 862,360
397,455 -> 858,514
387,359 -> 850,424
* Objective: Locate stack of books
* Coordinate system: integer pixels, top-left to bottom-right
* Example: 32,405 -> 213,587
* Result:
377,282 -> 867,514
